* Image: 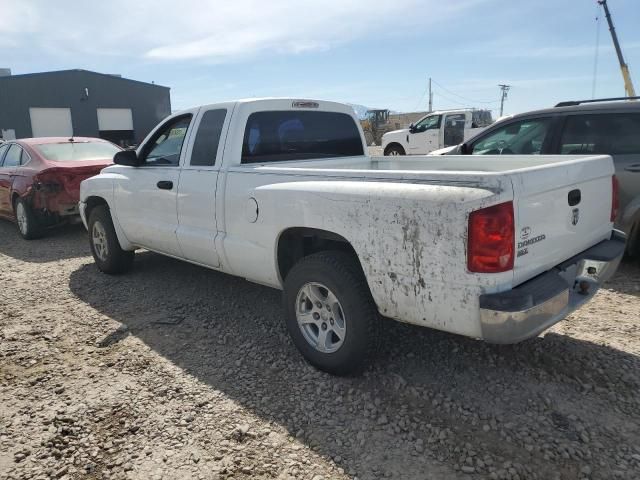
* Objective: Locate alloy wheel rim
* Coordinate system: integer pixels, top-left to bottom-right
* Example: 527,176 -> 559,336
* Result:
92,221 -> 109,261
16,203 -> 27,235
295,282 -> 346,353
389,150 -> 400,156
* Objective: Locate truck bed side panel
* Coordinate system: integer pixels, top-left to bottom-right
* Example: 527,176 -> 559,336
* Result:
220,172 -> 512,337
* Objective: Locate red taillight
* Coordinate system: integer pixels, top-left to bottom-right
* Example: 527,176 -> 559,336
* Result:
611,175 -> 619,222
467,201 -> 514,273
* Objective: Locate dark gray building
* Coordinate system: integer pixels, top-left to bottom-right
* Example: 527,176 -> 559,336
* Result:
0,69 -> 171,146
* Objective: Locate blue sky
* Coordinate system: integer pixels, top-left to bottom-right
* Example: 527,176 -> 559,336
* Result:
1,0 -> 639,116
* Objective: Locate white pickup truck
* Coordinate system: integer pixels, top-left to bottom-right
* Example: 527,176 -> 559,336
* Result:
79,98 -> 625,375
381,109 -> 493,156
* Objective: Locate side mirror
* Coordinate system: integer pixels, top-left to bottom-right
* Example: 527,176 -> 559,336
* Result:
409,123 -> 416,133
113,150 -> 141,167
459,143 -> 469,155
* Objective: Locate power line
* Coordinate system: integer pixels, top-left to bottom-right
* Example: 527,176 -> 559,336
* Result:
412,87 -> 429,111
433,88 -> 500,109
431,79 -> 498,104
432,91 -> 469,108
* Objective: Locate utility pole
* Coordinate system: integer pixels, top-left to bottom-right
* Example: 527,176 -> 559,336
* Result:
428,77 -> 433,112
598,0 -> 636,97
498,84 -> 511,117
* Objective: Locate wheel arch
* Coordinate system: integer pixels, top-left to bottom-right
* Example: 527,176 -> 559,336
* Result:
384,142 -> 406,155
276,227 -> 368,286
84,195 -> 134,251
84,195 -> 110,222
11,191 -> 20,210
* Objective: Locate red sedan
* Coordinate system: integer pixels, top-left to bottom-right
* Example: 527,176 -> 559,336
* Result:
0,137 -> 121,239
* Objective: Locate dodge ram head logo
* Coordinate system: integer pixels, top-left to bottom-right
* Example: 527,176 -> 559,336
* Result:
520,226 -> 531,240
572,208 -> 580,226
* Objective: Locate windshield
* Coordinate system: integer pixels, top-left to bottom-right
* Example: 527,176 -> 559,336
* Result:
34,141 -> 121,162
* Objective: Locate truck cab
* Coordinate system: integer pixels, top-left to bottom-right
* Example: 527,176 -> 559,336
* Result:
381,109 -> 492,156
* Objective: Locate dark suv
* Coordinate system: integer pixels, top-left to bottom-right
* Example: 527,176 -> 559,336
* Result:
446,97 -> 640,256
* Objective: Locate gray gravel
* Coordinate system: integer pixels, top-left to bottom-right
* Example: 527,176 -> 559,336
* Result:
0,221 -> 639,480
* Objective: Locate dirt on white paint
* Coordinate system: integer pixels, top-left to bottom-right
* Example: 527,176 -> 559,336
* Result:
0,221 -> 639,480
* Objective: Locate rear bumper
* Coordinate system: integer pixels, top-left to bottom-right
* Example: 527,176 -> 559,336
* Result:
479,230 -> 626,344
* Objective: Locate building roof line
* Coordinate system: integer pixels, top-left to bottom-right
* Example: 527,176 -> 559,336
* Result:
0,69 -> 169,89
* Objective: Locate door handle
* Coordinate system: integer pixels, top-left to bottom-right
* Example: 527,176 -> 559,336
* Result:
624,164 -> 640,173
157,180 -> 173,190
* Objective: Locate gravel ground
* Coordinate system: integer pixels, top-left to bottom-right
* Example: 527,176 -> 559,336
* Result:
1,221 -> 639,480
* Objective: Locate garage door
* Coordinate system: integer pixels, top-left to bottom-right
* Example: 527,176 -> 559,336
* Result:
29,108 -> 73,137
97,108 -> 133,131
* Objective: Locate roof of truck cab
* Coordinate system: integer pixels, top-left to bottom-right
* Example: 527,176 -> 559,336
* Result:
186,98 -> 358,115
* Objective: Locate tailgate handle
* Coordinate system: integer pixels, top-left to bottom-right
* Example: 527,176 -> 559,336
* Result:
157,180 -> 173,190
568,189 -> 581,206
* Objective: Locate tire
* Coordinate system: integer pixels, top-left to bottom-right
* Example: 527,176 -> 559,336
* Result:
384,144 -> 405,156
14,197 -> 42,240
283,251 -> 380,375
88,205 -> 134,274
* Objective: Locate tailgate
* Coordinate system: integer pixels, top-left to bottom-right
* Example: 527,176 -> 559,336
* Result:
511,155 -> 615,285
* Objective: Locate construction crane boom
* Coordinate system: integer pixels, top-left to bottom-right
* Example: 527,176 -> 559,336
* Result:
598,0 -> 636,97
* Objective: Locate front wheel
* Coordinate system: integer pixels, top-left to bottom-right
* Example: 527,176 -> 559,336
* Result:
283,251 -> 380,375
384,144 -> 405,156
88,205 -> 134,274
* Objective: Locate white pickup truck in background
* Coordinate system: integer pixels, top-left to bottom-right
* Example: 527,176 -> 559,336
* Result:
79,98 -> 624,375
381,109 -> 493,156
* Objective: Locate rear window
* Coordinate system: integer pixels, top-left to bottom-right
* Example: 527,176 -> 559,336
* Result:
34,141 -> 121,162
241,111 -> 364,164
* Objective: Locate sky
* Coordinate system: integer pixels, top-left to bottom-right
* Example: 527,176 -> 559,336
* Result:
1,0 -> 639,116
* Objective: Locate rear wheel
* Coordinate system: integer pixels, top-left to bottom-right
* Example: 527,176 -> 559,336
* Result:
88,205 -> 134,274
384,144 -> 405,156
283,251 -> 380,375
14,198 -> 42,240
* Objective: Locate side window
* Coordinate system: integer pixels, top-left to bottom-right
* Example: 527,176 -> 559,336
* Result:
20,148 -> 31,165
560,114 -> 640,155
190,109 -> 227,167
0,144 -> 9,166
241,111 -> 364,164
559,116 -> 599,154
141,115 -> 192,166
3,144 -> 22,167
471,118 -> 551,155
413,115 -> 441,132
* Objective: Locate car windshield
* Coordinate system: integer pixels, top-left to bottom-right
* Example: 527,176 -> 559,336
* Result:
34,141 -> 120,162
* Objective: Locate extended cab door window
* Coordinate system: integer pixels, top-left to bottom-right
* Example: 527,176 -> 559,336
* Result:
141,115 -> 192,166
470,118 -> 552,155
189,109 -> 227,167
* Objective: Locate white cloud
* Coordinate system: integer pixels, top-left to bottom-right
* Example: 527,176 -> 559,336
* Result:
0,0 -> 491,62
